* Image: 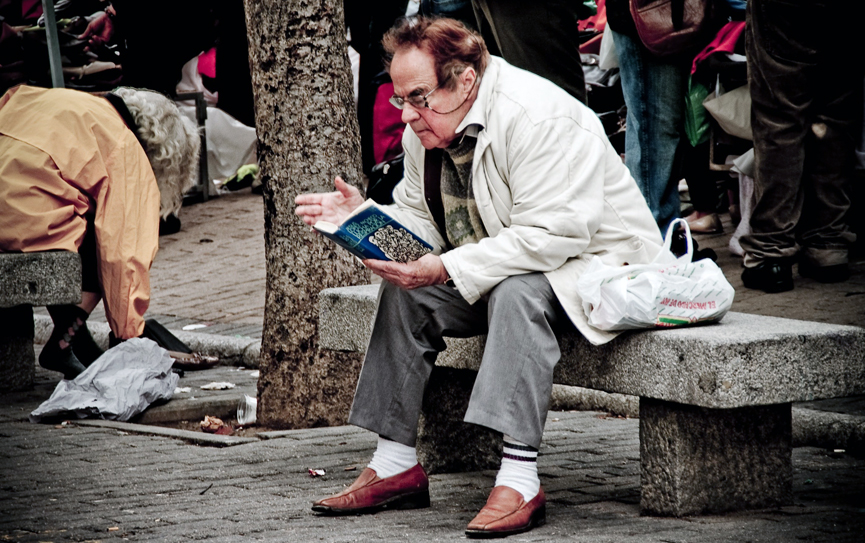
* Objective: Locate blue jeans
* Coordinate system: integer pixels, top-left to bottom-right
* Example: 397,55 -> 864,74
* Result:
611,30 -> 687,232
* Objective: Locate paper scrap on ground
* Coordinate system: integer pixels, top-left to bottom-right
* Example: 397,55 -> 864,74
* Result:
182,324 -> 208,331
308,468 -> 326,477
200,415 -> 233,435
200,382 -> 235,390
174,387 -> 192,394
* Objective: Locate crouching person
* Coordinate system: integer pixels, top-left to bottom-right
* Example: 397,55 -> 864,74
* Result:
0,85 -> 200,379
295,17 -> 663,538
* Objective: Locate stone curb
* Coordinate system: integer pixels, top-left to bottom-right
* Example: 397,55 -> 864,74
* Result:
135,397 -> 239,425
792,407 -> 865,453
69,419 -> 259,446
34,316 -> 865,454
34,315 -> 261,368
550,383 -> 639,416
551,385 -> 865,455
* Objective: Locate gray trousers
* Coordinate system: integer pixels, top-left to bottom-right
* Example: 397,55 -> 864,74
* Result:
347,273 -> 569,450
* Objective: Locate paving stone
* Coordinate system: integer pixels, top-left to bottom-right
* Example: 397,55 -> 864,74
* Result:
3,410 -> 864,542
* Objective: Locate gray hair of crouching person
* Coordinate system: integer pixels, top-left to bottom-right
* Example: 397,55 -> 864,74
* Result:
112,87 -> 201,219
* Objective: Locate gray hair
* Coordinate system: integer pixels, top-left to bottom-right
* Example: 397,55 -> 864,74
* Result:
112,87 -> 201,219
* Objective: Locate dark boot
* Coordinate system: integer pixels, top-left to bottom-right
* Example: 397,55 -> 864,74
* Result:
71,319 -> 104,367
39,305 -> 89,379
742,260 -> 794,293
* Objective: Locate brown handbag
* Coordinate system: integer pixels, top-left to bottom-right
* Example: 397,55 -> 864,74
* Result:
629,0 -> 721,57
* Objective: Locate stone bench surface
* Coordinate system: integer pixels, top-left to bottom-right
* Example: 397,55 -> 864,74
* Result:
1,251 -> 81,392
0,252 -> 81,307
319,284 -> 865,410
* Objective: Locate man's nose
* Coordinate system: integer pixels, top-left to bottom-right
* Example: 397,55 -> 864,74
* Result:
401,104 -> 421,124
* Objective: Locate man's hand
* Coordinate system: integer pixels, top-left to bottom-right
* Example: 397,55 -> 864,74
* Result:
364,253 -> 449,290
78,10 -> 115,51
295,177 -> 365,227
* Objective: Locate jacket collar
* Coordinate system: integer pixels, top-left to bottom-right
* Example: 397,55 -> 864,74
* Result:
104,92 -> 146,152
454,55 -> 502,137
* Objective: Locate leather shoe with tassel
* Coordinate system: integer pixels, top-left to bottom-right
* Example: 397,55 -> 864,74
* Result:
466,486 -> 546,538
312,463 -> 430,515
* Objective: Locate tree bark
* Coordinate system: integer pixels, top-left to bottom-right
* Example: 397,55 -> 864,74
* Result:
244,0 -> 369,429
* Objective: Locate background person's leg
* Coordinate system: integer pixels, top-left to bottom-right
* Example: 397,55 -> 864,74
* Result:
796,4 -> 861,280
70,215 -> 105,365
471,0 -> 586,103
611,29 -> 686,231
740,0 -> 815,269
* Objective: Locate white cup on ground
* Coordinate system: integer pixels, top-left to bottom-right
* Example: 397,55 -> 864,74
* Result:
237,394 -> 258,426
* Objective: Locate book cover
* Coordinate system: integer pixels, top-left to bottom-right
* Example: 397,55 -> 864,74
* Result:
314,199 -> 434,263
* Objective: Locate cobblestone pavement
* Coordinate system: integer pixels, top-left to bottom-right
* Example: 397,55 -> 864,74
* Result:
2,403 -> 864,543
8,189 -> 865,542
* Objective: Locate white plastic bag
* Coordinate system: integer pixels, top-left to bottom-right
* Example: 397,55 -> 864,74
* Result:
702,84 -> 752,141
577,219 -> 735,331
30,338 -> 178,423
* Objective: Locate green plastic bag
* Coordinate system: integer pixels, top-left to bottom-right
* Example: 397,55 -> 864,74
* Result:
684,76 -> 710,147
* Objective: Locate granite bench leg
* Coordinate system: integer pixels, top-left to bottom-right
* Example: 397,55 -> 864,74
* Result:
639,397 -> 793,516
0,305 -> 36,392
417,367 -> 501,474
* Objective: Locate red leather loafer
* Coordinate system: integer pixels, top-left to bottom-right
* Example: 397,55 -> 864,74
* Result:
311,463 -> 430,515
466,486 -> 546,538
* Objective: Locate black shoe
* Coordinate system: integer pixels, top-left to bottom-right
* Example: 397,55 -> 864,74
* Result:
108,331 -> 124,348
38,342 -> 87,380
798,260 -> 850,283
71,321 -> 104,367
41,305 -> 94,379
741,261 -> 794,293
159,213 -> 182,236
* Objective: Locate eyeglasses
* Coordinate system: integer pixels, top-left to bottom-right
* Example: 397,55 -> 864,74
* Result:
389,82 -> 443,111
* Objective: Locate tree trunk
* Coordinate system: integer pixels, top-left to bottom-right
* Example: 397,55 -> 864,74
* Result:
244,0 -> 369,429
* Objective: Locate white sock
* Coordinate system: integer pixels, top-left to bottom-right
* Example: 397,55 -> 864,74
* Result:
494,435 -> 540,502
367,436 -> 418,479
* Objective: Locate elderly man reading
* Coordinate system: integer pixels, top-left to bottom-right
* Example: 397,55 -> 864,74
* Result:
295,17 -> 663,538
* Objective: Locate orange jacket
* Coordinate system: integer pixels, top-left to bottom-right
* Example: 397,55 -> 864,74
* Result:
0,85 -> 160,339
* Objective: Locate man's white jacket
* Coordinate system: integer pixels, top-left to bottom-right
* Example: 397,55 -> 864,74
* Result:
386,56 -> 664,345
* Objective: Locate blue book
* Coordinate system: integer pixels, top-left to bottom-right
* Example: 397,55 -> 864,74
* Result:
313,199 -> 434,262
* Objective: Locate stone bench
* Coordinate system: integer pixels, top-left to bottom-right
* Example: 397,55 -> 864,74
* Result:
0,252 -> 82,392
318,284 -> 865,516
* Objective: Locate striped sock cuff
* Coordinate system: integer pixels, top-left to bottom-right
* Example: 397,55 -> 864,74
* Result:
502,438 -> 538,463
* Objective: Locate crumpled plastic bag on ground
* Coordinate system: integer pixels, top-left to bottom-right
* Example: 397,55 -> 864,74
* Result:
30,338 -> 178,423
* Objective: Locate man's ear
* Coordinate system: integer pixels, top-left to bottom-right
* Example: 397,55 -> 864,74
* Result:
462,67 -> 476,92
